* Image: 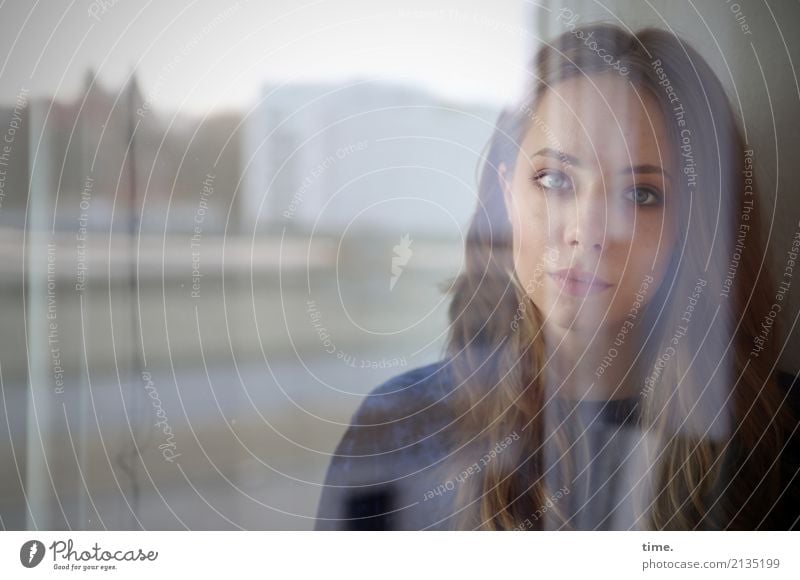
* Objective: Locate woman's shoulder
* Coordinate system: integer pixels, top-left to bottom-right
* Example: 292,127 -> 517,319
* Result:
350,359 -> 456,424
331,359 -> 458,459
314,360 -> 459,530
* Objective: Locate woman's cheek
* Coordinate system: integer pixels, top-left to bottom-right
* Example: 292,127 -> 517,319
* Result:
632,217 -> 672,260
516,237 -> 552,287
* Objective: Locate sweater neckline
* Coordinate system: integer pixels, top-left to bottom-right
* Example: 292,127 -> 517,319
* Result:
553,394 -> 640,424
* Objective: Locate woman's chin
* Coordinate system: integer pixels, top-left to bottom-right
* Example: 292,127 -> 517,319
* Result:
544,310 -> 609,334
545,305 -> 635,335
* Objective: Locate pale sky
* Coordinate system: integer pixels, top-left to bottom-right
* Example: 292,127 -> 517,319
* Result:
0,0 -> 536,115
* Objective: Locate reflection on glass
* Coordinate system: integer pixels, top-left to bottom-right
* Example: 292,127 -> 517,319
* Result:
316,23 -> 800,531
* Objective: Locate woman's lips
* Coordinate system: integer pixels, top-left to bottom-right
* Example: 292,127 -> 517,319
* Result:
548,269 -> 613,297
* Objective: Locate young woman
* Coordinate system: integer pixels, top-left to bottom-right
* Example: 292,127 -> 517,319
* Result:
315,24 -> 799,530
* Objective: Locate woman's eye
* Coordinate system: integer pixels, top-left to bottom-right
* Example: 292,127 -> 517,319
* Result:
532,169 -> 572,191
624,186 -> 661,206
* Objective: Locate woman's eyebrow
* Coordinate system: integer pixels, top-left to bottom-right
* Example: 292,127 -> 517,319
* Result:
622,164 -> 673,183
531,147 -> 582,167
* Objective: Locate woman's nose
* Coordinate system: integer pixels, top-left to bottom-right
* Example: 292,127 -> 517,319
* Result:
562,183 -> 610,252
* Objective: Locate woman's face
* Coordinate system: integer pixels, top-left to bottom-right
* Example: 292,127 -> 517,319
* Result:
500,74 -> 678,335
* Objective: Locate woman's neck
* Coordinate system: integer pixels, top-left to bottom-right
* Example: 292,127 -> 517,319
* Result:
543,325 -> 640,402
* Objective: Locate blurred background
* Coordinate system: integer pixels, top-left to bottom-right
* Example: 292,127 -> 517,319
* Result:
1,0 -> 799,529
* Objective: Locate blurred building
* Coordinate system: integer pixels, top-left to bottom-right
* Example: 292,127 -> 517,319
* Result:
16,70 -> 242,234
241,81 -> 499,238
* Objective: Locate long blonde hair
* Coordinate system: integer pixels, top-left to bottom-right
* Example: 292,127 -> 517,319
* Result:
442,24 -> 795,530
